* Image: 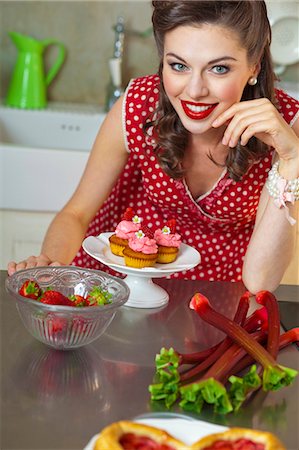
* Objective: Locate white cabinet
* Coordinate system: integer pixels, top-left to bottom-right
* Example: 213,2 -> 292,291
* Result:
0,145 -> 90,269
0,145 -> 90,212
0,210 -> 56,269
0,144 -> 92,269
0,102 -> 106,270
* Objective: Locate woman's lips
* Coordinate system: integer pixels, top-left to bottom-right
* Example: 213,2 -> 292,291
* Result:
181,100 -> 218,120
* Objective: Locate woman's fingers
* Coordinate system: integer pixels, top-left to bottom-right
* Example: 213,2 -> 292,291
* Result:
224,112 -> 274,147
221,111 -> 263,146
239,119 -> 275,146
7,262 -> 17,276
7,260 -> 29,275
212,98 -> 295,153
212,98 -> 270,127
24,255 -> 41,269
7,254 -> 62,276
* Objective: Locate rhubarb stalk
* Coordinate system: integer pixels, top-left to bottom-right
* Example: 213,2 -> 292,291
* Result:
227,327 -> 299,378
190,293 -> 298,392
149,292 -> 298,416
156,298 -> 266,369
255,291 -> 280,358
179,331 -> 265,414
181,304 -> 267,382
150,292 -> 250,407
149,347 -> 180,408
180,292 -> 250,381
228,328 -> 299,409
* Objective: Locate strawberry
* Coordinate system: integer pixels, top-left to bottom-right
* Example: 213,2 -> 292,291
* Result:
49,317 -> 68,334
72,316 -> 87,331
86,286 -> 112,306
69,294 -> 88,307
40,290 -> 74,306
142,224 -> 154,238
122,207 -> 135,221
19,280 -> 42,300
166,219 -> 176,233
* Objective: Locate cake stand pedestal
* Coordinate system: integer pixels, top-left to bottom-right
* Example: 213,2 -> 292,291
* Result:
117,272 -> 169,308
82,233 -> 201,309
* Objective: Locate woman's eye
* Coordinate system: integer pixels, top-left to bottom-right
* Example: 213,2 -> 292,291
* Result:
211,65 -> 229,74
169,62 -> 188,72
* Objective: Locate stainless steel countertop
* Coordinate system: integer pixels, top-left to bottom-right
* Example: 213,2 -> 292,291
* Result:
1,271 -> 298,450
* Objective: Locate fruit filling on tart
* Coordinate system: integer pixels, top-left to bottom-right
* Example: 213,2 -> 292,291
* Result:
202,438 -> 265,450
119,433 -> 176,450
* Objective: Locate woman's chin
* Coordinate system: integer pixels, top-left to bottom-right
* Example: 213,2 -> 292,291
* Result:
181,117 -> 216,136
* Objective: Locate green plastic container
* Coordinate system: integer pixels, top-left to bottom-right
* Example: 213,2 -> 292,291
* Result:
6,32 -> 66,109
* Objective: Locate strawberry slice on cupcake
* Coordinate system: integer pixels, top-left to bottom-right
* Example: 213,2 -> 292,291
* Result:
109,207 -> 142,256
154,219 -> 181,264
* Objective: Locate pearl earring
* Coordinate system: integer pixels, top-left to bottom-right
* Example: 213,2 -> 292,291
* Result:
248,76 -> 258,86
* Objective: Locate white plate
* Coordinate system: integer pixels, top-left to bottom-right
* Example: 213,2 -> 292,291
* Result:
83,232 -> 201,277
84,418 -> 228,449
271,17 -> 299,66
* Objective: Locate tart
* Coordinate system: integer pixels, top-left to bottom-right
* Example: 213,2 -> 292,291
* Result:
94,421 -> 188,450
192,427 -> 285,450
94,422 -> 286,450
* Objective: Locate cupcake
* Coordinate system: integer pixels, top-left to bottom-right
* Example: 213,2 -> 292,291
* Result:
123,230 -> 158,268
154,220 -> 181,264
109,208 -> 142,256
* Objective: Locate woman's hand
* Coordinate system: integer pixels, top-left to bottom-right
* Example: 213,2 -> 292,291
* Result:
7,255 -> 63,276
212,98 -> 299,162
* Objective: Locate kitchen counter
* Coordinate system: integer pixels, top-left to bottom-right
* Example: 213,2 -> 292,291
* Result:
1,271 -> 298,450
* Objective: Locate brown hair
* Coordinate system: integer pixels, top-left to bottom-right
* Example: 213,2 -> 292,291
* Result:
145,0 -> 276,181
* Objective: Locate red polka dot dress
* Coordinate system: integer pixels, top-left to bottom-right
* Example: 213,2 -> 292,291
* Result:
73,75 -> 299,281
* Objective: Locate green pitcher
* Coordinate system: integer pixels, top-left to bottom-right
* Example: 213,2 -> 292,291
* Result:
6,32 -> 66,109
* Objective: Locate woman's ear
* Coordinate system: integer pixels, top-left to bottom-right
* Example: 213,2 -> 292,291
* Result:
247,62 -> 261,86
253,61 -> 261,78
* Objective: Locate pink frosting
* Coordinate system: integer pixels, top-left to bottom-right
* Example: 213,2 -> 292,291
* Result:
154,229 -> 181,248
128,235 -> 158,254
115,221 -> 141,239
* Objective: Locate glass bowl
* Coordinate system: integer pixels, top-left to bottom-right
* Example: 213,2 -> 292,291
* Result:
5,266 -> 130,350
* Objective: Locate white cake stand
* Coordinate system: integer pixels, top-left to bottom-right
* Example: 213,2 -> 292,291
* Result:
82,232 -> 201,309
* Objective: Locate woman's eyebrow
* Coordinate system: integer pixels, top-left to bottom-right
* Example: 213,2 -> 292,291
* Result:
208,56 -> 237,64
165,52 -> 188,64
165,53 -> 237,65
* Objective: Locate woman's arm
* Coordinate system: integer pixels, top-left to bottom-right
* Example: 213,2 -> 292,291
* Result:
213,99 -> 299,293
7,96 -> 129,275
242,174 -> 298,293
243,118 -> 299,293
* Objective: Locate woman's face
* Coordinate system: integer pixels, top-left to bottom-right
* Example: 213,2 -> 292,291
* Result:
162,24 -> 257,136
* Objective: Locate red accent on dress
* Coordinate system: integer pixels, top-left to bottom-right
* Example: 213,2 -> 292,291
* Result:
73,75 -> 299,281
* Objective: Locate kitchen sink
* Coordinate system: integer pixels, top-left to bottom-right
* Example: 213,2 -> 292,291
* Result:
0,102 -> 106,211
0,102 -> 105,150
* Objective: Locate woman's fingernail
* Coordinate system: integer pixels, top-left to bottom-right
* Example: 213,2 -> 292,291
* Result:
212,120 -> 219,127
222,137 -> 228,145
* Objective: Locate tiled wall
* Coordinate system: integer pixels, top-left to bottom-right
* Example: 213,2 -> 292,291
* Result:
1,0 -> 298,107
0,0 -> 157,106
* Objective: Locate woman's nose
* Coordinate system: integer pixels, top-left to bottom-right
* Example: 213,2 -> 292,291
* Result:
186,75 -> 209,99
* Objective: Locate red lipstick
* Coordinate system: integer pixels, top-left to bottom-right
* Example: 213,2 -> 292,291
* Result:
181,100 -> 218,120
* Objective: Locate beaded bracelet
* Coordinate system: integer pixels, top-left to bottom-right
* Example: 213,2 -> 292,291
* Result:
266,161 -> 299,225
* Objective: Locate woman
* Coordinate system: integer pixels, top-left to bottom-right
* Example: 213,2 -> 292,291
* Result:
8,1 -> 299,293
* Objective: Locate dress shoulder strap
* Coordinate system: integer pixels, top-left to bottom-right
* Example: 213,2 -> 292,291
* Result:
123,74 -> 160,153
